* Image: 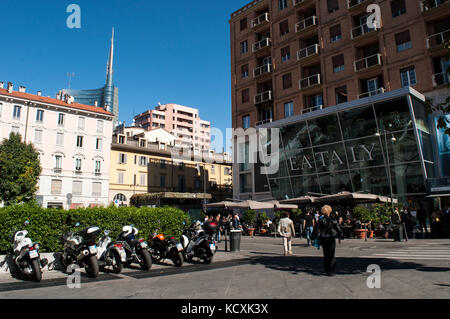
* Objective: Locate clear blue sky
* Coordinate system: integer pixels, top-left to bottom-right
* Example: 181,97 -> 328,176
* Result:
0,0 -> 250,141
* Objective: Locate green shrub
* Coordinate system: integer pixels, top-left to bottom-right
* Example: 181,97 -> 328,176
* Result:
257,212 -> 269,223
352,206 -> 376,223
243,210 -> 257,227
0,204 -> 190,254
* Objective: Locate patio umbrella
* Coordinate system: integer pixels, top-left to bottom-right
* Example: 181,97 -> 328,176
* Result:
280,196 -> 317,204
204,201 -> 237,208
314,191 -> 379,203
377,195 -> 398,204
227,200 -> 274,210
264,200 -> 298,209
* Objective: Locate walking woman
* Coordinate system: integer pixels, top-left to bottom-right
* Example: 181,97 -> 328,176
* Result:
278,211 -> 296,256
312,205 -> 343,276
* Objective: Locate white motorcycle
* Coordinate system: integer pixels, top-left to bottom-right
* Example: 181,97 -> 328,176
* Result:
97,229 -> 127,274
181,221 -> 216,264
11,220 -> 48,282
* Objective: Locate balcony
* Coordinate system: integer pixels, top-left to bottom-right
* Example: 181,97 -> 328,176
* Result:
351,23 -> 378,41
302,105 -> 323,114
254,90 -> 273,104
347,0 -> 372,10
251,13 -> 270,30
354,53 -> 382,72
94,170 -> 102,176
253,63 -> 273,78
295,16 -> 318,36
299,74 -> 321,90
421,0 -> 450,20
358,87 -> 385,99
255,118 -> 273,126
74,169 -> 82,175
432,72 -> 450,87
252,38 -> 272,53
297,44 -> 320,62
426,29 -> 450,50
53,168 -> 62,174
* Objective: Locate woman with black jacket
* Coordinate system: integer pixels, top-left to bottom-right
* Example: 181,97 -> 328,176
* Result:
311,205 -> 343,276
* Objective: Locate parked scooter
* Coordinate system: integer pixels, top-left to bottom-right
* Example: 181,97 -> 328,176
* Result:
118,225 -> 152,270
181,221 -> 216,264
11,220 -> 48,282
61,223 -> 101,278
97,229 -> 127,274
148,229 -> 184,267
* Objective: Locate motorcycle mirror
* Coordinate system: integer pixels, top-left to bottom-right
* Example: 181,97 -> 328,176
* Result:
75,222 -> 80,227
24,220 -> 30,226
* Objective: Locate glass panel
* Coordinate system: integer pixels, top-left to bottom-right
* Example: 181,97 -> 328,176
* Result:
425,162 -> 435,179
269,177 -> 292,199
374,97 -> 413,132
385,129 -> 420,163
286,148 -> 316,176
240,173 -> 252,193
411,96 -> 430,134
345,136 -> 385,169
318,172 -> 352,195
280,121 -> 310,150
290,175 -> 320,197
418,130 -> 433,162
312,143 -> 348,173
350,167 -> 390,195
307,114 -> 341,145
339,106 -> 377,139
390,162 -> 426,195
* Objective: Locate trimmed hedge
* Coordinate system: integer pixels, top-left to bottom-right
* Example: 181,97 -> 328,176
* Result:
0,204 -> 190,254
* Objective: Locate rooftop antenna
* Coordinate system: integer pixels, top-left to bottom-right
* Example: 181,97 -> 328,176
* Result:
67,72 -> 75,89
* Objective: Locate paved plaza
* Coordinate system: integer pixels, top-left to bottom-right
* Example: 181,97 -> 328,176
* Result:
0,236 -> 449,299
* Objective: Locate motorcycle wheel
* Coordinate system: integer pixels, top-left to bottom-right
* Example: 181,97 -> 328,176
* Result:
139,249 -> 152,271
109,250 -> 123,274
171,251 -> 184,267
84,256 -> 99,278
31,259 -> 42,282
203,254 -> 213,264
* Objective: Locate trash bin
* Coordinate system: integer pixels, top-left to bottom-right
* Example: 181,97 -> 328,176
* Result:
230,230 -> 242,252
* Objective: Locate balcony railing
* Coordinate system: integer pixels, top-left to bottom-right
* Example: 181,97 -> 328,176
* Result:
254,90 -> 273,104
432,72 -> 450,87
253,63 -> 273,78
421,0 -> 449,12
252,38 -> 272,53
255,118 -> 273,126
53,168 -> 62,174
251,13 -> 270,29
295,16 -> 317,33
299,74 -> 321,89
359,87 -> 385,99
354,53 -> 382,72
347,0 -> 369,8
75,169 -> 82,175
302,105 -> 323,114
426,29 -> 450,49
297,44 -> 320,61
94,170 -> 101,176
351,23 -> 377,39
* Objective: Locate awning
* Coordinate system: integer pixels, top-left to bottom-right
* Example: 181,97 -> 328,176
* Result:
229,200 -> 274,210
280,196 -> 317,204
315,192 -> 387,204
264,200 -> 298,209
426,194 -> 450,198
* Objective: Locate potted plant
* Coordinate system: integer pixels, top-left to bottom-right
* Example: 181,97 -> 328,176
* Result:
352,206 -> 374,239
372,203 -> 394,238
244,209 -> 257,237
257,212 -> 269,235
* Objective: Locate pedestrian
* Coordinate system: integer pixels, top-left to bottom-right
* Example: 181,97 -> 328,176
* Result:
231,213 -> 241,230
215,214 -> 221,242
430,208 -> 442,238
416,205 -> 428,237
303,210 -> 315,246
311,205 -> 343,276
277,211 -> 296,256
391,207 -> 403,241
442,206 -> 450,238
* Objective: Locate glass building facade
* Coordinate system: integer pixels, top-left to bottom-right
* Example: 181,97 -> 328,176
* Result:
249,88 -> 436,204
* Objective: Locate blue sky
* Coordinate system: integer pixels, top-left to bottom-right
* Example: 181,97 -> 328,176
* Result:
0,0 -> 250,141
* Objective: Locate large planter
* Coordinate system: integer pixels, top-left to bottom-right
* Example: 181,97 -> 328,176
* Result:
248,228 -> 256,237
354,229 -> 368,239
367,231 -> 374,238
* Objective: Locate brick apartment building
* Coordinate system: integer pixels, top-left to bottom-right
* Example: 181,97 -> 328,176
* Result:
134,103 -> 211,151
230,0 -> 449,128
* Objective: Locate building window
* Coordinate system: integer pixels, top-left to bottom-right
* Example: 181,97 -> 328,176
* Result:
242,115 -> 250,129
330,24 -> 342,43
241,64 -> 249,78
36,110 -> 44,123
242,88 -> 250,103
194,179 -> 202,189
72,181 -> 82,196
118,135 -> 125,144
96,120 -> 104,134
118,153 -> 127,164
335,86 -> 348,104
94,160 -> 101,174
281,46 -> 290,62
327,0 -> 339,13
160,159 -> 166,168
284,102 -> 294,118
391,0 -> 406,18
34,129 -> 43,144
96,138 -> 102,150
13,105 -> 21,119
332,54 -> 345,73
92,182 -> 101,197
140,174 -> 146,186
307,94 -> 323,108
178,162 -> 184,170
51,179 -> 62,195
11,126 -> 20,134
0,103 -> 2,118
240,40 -> 248,54
160,175 -> 166,187
279,0 -> 288,10
240,18 -> 247,31
75,158 -> 82,171
139,139 -> 146,147
56,133 -> 64,146
118,172 -> 124,184
55,155 -> 63,169
139,156 -> 147,166
395,30 -> 412,52
76,136 -> 83,148
400,67 -> 417,87
78,117 -> 85,130
280,20 -> 289,36
282,73 -> 292,89
57,113 -> 65,126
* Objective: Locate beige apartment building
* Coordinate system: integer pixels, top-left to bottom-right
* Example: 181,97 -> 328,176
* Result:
134,103 -> 211,151
230,0 -> 450,128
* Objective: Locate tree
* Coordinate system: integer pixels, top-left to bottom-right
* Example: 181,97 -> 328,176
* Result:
0,133 -> 41,205
425,39 -> 450,137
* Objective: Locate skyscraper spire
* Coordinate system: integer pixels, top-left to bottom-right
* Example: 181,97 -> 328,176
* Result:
106,27 -> 114,86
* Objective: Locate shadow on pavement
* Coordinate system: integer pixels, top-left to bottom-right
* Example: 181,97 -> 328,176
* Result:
249,255 -> 434,276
